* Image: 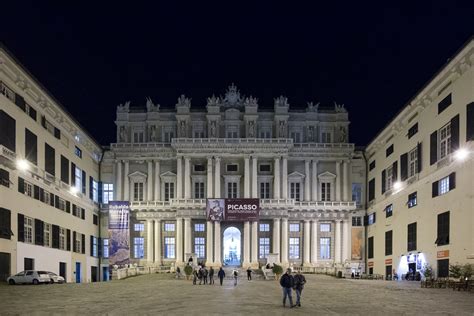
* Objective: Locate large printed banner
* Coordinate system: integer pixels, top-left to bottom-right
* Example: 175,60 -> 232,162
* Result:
108,201 -> 130,266
207,198 -> 260,221
351,227 -> 364,260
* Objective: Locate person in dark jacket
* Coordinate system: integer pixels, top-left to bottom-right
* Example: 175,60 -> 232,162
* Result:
193,269 -> 198,285
279,268 -> 295,308
203,268 -> 208,285
218,267 -> 225,286
209,267 -> 215,285
246,267 -> 252,281
198,268 -> 203,285
293,271 -> 306,307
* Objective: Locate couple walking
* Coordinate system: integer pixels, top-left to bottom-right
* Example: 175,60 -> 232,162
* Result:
279,268 -> 306,308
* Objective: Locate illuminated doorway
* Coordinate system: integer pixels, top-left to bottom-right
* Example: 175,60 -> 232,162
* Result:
223,226 -> 241,266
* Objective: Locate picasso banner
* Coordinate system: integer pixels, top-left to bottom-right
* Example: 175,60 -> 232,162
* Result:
207,198 -> 260,221
108,201 -> 130,266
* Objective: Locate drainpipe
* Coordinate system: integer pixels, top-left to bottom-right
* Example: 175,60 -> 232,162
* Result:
362,149 -> 368,274
97,146 -> 106,282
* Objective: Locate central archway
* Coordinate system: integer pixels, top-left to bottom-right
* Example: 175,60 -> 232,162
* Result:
223,226 -> 241,266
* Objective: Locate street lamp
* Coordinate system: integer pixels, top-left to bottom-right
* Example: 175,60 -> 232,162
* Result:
70,186 -> 78,196
454,148 -> 469,161
16,159 -> 29,171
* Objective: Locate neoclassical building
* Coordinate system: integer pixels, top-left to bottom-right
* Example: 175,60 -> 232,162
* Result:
100,84 -> 366,270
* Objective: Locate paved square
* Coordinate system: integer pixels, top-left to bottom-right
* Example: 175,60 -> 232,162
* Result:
1,274 -> 473,315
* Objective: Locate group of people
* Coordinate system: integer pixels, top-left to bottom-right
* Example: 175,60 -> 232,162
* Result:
280,268 -> 307,308
191,266 -> 227,286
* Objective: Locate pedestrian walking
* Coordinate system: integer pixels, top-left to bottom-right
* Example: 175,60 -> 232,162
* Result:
198,268 -> 203,285
209,267 -> 215,285
293,271 -> 306,307
280,268 -> 295,308
193,269 -> 198,285
218,267 -> 225,286
176,266 -> 181,279
203,268 -> 208,285
233,269 -> 238,286
246,267 -> 252,281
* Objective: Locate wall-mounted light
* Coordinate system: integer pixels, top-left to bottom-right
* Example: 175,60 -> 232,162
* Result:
454,148 -> 469,161
70,187 -> 78,196
16,159 -> 29,171
393,181 -> 402,190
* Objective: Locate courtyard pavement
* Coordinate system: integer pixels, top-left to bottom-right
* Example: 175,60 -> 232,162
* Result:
0,274 -> 473,315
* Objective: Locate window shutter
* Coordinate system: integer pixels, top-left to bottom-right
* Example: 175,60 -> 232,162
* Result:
417,142 -> 423,173
373,212 -> 376,223
67,229 -> 71,251
90,235 -> 94,256
392,161 -> 398,182
381,170 -> 386,194
54,195 -> 60,209
54,127 -> 61,139
33,185 -> 40,200
44,143 -> 56,176
41,115 -> 46,128
66,201 -> 71,213
17,213 -> 24,242
34,219 -> 44,246
450,114 -> 460,152
449,172 -> 456,190
432,180 -> 439,197
89,176 -> 93,200
81,208 -> 85,220
71,163 -> 76,186
430,131 -> 438,165
81,234 -> 86,254
29,107 -> 37,121
73,231 -> 76,252
98,181 -> 103,204
0,110 -> 16,152
39,187 -> 44,202
52,225 -> 60,249
363,215 -> 368,226
18,177 -> 25,194
368,179 -> 375,201
400,153 -> 408,181
49,193 -> 55,207
98,237 -> 102,257
82,170 -> 86,194
61,155 -> 69,184
467,102 -> 474,141
14,93 -> 26,111
25,129 -> 38,165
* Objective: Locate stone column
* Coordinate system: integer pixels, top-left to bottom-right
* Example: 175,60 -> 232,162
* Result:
154,219 -> 161,264
214,157 -> 221,198
273,218 -> 281,262
335,161 -> 341,201
147,160 -> 153,201
251,156 -> 258,198
335,220 -> 341,264
311,220 -> 318,265
154,160 -> 160,201
176,157 -> 183,199
243,221 -> 250,266
282,157 -> 288,199
184,157 -> 191,199
342,219 -> 350,263
273,157 -> 280,199
281,218 -> 288,265
304,160 -> 310,201
207,158 -> 213,198
176,218 -> 183,264
147,220 -> 154,263
184,218 -> 192,256
116,160 -> 122,200
303,220 -> 311,266
123,161 -> 129,201
251,221 -> 258,267
206,221 -> 213,264
214,222 -> 221,264
343,160 -> 350,202
244,156 -> 250,198
311,160 -> 318,201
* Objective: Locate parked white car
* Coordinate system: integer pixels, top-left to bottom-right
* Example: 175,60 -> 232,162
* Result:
7,270 -> 51,285
47,272 -> 65,284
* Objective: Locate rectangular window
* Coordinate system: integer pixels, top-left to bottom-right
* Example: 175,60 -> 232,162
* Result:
75,166 -> 82,191
352,216 -> 362,227
134,237 -> 144,259
320,223 -> 331,232
385,204 -> 393,218
75,146 -> 82,158
352,183 -> 362,205
289,237 -> 300,259
368,178 -> 375,201
433,173 -> 455,197
227,182 -> 238,198
133,132 -> 144,143
103,239 -> 109,258
368,236 -> 374,259
321,182 -> 331,201
92,180 -> 98,203
194,237 -> 205,259
386,144 -> 394,157
368,213 -> 376,225
385,230 -> 392,256
164,223 -> 175,232
92,236 -> 98,257
408,123 -> 418,139
259,164 -> 271,172
290,182 -> 301,201
259,237 -> 270,259
134,182 -> 144,201
44,143 -> 55,176
260,182 -> 270,199
59,228 -> 66,250
259,223 -> 270,232
74,233 -> 82,253
290,131 -> 301,143
407,222 -> 417,251
93,214 -> 98,225
226,164 -> 238,172
321,132 -> 331,143
103,183 -> 114,204
193,131 -> 205,138
439,176 -> 449,195
408,147 -> 419,177
194,182 -> 205,199
0,109 -> 16,152
369,161 -> 376,171
259,130 -> 271,139
385,165 -> 394,192
23,180 -> 33,198
436,211 -> 450,246
0,208 -> 12,240
164,131 -> 174,143
289,223 -> 300,232
60,155 -> 69,184
438,259 -> 449,278
438,93 -> 452,114
24,216 -> 33,244
44,223 -> 51,247
408,192 -> 417,208
164,182 -> 174,201
164,237 -> 175,259
25,128 -> 37,165
320,237 -> 331,259
439,123 -> 452,160
194,223 -> 205,232
194,164 -> 206,172
134,223 -> 145,231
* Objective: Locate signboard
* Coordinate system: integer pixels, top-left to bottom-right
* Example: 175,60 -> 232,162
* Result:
108,201 -> 130,266
437,250 -> 449,258
206,198 -> 260,221
385,259 -> 392,265
368,261 -> 374,267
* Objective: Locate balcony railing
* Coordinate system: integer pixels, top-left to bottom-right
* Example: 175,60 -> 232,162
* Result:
0,145 -> 16,162
293,201 -> 357,208
111,142 -> 172,149
260,198 -> 294,206
130,200 -> 171,208
292,143 -> 354,150
172,138 -> 294,145
170,198 -> 206,207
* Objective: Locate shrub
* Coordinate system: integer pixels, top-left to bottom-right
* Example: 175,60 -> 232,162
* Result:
449,264 -> 462,279
184,265 -> 193,276
461,264 -> 474,279
272,264 -> 283,278
421,263 -> 433,280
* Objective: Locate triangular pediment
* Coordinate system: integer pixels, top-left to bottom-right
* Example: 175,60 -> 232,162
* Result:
288,171 -> 305,178
160,171 -> 176,177
318,171 -> 336,179
128,171 -> 147,180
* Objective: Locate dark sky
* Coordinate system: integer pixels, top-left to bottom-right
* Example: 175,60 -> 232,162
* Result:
1,1 -> 473,146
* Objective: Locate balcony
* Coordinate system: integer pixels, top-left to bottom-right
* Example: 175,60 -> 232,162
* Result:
260,199 -> 294,207
130,200 -> 171,210
111,142 -> 172,149
172,138 -> 293,145
0,145 -> 16,169
293,200 -> 357,211
170,198 -> 206,208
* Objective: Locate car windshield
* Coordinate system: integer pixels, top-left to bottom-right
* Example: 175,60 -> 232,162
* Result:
38,271 -> 48,274
48,272 -> 57,276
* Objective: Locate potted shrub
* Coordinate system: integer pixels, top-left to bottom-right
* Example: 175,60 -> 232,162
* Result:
449,264 -> 462,280
421,263 -> 434,281
272,264 -> 283,280
461,263 -> 473,281
184,265 -> 193,280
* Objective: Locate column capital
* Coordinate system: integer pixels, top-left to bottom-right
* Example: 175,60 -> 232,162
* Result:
312,159 -> 319,164
214,156 -> 221,163
273,217 -> 281,223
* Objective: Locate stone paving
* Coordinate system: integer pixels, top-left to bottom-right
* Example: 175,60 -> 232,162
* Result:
0,274 -> 473,315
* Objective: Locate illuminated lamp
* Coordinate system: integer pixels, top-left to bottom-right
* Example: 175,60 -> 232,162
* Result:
393,181 -> 402,190
16,159 -> 29,171
454,148 -> 469,161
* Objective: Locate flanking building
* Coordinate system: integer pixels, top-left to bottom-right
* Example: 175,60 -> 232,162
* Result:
0,45 -> 103,283
365,38 -> 474,279
99,84 -> 366,271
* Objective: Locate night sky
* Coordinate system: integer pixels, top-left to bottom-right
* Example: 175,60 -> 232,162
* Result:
1,2 -> 473,146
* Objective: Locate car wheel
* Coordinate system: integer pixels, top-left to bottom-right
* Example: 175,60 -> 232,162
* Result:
33,279 -> 39,285
8,279 -> 15,285
50,279 -> 55,284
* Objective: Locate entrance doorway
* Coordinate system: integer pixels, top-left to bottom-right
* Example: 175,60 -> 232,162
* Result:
75,262 -> 81,283
223,227 -> 241,266
0,252 -> 10,281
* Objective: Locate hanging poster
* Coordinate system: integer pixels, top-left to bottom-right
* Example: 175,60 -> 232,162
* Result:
206,198 -> 260,221
351,227 -> 364,260
108,201 -> 130,266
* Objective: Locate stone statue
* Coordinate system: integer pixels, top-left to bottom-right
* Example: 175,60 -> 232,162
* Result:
119,126 -> 127,142
210,121 -> 217,137
179,120 -> 186,137
207,94 -> 221,106
244,96 -> 258,107
307,101 -> 320,112
149,125 -> 157,142
279,120 -> 286,137
117,101 -> 130,113
146,97 -> 159,112
248,121 -> 255,137
308,126 -> 314,141
339,126 -> 347,142
176,94 -> 191,108
334,102 -> 347,113
275,96 -> 289,108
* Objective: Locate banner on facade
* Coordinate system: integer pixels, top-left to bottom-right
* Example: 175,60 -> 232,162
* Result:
108,201 -> 130,267
351,227 -> 364,260
206,198 -> 260,221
